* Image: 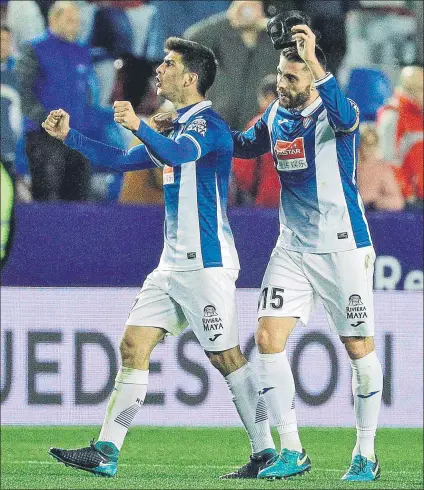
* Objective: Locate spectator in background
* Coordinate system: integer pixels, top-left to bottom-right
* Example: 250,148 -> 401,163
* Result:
377,65 -> 423,208
6,1 -> 45,52
357,123 -> 405,211
185,0 -> 279,130
15,1 -> 95,201
231,73 -> 280,207
0,24 -> 31,201
1,24 -> 21,170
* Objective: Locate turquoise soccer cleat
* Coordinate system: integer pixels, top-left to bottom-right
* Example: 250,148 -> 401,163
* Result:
257,448 -> 311,479
341,454 -> 381,481
49,440 -> 119,477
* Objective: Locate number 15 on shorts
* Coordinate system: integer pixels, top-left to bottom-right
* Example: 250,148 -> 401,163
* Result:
258,287 -> 284,310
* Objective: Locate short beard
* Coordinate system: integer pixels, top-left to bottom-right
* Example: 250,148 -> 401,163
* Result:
279,87 -> 311,110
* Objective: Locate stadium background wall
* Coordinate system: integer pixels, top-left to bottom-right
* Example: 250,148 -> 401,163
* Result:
1,288 -> 422,427
2,204 -> 423,290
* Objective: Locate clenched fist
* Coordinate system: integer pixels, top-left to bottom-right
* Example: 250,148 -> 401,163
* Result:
42,109 -> 70,141
113,101 -> 141,131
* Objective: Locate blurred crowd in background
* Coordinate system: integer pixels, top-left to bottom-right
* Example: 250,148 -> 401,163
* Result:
1,0 -> 423,210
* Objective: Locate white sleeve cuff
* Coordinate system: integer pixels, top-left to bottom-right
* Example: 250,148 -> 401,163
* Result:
314,73 -> 334,86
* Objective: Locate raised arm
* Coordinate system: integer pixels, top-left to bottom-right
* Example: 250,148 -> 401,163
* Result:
42,110 -> 157,172
114,101 -> 200,167
314,74 -> 359,133
293,24 -> 359,133
65,129 -> 158,172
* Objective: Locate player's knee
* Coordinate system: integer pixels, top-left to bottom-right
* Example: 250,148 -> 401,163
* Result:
255,326 -> 273,352
119,336 -> 149,366
341,335 -> 374,360
119,336 -> 136,364
205,346 -> 246,376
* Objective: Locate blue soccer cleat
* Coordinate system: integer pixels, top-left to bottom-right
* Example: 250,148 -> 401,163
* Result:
257,448 -> 311,479
342,454 -> 381,481
48,440 -> 119,477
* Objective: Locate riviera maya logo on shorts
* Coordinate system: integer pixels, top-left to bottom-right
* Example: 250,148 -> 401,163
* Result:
346,294 -> 367,319
202,305 -> 224,331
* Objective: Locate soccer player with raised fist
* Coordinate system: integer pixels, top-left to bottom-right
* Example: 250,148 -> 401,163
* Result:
44,37 -> 277,479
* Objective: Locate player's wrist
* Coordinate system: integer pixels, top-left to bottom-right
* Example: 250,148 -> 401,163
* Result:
131,117 -> 141,132
306,59 -> 326,81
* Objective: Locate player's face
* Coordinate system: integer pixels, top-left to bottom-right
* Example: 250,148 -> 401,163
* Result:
277,58 -> 314,110
155,51 -> 188,101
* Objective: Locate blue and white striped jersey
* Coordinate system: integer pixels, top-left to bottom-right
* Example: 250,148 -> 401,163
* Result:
232,73 -> 372,253
154,101 -> 239,271
65,100 -> 239,271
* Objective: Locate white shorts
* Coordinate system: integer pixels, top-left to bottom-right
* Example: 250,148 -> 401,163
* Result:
258,245 -> 376,337
126,267 -> 240,352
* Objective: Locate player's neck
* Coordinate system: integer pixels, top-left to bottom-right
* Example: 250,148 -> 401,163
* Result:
295,93 -> 320,113
173,93 -> 206,110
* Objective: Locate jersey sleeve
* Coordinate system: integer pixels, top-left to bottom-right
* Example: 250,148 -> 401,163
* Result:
64,129 -> 158,172
176,116 -> 223,160
134,120 -> 199,167
231,111 -> 271,159
315,73 -> 359,133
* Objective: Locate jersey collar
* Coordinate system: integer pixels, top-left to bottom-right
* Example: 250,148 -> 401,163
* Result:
300,96 -> 322,117
176,100 -> 212,124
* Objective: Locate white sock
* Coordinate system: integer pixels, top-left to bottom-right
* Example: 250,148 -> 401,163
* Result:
350,350 -> 383,460
259,351 -> 302,452
225,363 -> 275,455
98,367 -> 148,450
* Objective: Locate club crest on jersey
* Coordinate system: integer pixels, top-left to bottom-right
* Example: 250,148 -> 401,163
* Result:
274,137 -> 308,171
186,118 -> 207,136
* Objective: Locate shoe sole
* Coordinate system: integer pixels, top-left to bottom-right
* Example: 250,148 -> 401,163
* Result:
262,466 -> 311,480
48,450 -> 116,478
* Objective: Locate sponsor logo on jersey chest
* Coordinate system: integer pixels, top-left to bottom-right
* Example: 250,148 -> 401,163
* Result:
274,137 -> 308,171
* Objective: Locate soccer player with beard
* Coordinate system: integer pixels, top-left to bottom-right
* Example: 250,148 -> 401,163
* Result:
229,24 -> 382,482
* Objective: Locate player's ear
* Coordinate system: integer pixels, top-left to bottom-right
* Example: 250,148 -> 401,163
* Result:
184,72 -> 198,88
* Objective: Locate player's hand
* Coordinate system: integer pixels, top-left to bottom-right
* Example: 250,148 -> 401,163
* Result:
113,101 -> 141,132
291,24 -> 317,64
150,112 -> 174,133
41,109 -> 70,141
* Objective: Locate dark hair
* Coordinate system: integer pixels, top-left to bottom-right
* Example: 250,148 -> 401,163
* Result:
0,24 -> 11,33
258,73 -> 277,98
164,37 -> 218,97
281,45 -> 327,72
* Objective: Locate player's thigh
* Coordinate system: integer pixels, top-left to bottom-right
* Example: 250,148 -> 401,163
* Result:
304,246 -> 376,337
258,246 -> 316,326
125,269 -> 189,337
171,268 -> 240,352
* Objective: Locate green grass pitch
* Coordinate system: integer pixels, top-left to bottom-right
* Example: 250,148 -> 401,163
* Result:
1,426 -> 422,489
